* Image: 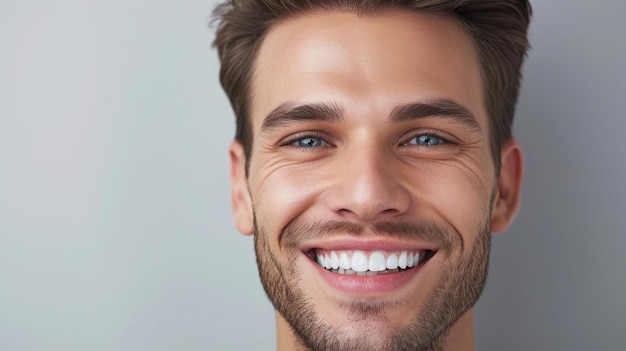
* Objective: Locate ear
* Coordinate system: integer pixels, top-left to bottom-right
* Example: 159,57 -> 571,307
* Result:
491,139 -> 524,233
229,141 -> 254,235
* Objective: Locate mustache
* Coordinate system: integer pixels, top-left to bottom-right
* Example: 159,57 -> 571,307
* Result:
279,219 -> 457,251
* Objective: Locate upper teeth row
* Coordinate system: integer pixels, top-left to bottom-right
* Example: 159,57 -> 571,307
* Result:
316,250 -> 420,272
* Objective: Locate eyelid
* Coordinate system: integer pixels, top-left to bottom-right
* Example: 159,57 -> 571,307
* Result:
400,128 -> 457,146
279,130 -> 334,147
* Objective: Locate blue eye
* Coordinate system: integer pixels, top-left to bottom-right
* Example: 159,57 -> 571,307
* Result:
292,136 -> 326,148
407,134 -> 446,146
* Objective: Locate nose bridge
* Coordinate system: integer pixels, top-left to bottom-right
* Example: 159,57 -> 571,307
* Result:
327,140 -> 410,221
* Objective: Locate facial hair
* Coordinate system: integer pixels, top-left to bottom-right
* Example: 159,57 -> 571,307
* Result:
253,216 -> 491,351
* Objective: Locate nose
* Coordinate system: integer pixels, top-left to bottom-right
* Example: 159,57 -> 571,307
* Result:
324,146 -> 411,222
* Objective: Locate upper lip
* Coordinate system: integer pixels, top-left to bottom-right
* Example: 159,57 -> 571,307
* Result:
300,236 -> 439,253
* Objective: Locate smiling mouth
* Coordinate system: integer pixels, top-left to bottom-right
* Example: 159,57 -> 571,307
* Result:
307,249 -> 435,276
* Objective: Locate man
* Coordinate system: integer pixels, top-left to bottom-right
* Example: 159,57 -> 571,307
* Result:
212,0 -> 531,350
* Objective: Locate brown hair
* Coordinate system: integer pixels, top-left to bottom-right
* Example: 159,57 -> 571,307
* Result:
212,0 -> 531,172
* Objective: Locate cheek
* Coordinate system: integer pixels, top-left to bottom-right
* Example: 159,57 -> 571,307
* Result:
251,152 -> 494,248
251,163 -> 331,240
410,163 -> 493,239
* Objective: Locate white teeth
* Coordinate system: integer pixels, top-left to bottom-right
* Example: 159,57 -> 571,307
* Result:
351,251 -> 368,272
316,250 -> 426,273
386,253 -> 399,269
330,251 -> 339,269
398,251 -> 408,269
339,252 -> 351,269
368,251 -> 386,272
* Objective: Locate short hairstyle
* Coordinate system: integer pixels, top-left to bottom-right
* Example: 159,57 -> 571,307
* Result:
212,0 -> 532,172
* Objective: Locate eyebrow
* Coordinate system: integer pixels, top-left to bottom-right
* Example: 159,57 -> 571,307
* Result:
261,102 -> 343,132
390,99 -> 481,132
260,98 -> 481,132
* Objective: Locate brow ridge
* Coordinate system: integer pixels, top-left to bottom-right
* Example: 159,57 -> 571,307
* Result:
260,99 -> 480,132
390,99 -> 481,132
261,102 -> 343,132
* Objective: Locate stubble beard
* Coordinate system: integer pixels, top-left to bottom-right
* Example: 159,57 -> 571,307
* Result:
253,215 -> 491,351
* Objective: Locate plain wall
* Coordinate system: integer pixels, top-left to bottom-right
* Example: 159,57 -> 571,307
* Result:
0,0 -> 624,350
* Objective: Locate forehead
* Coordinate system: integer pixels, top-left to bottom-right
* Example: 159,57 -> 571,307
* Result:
250,10 -> 485,130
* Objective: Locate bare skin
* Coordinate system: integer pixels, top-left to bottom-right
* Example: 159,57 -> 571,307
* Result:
230,11 -> 523,351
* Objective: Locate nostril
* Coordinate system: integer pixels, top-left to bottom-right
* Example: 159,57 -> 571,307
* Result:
326,178 -> 411,221
335,207 -> 402,222
336,208 -> 354,217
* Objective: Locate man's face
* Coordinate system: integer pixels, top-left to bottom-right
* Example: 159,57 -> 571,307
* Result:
230,11 -> 520,351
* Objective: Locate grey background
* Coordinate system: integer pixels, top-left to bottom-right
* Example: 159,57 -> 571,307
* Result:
0,0 -> 624,350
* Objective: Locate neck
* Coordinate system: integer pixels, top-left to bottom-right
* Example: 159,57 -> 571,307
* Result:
275,309 -> 475,351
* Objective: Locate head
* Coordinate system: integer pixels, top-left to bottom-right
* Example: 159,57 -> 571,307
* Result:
213,1 -> 530,350
214,0 -> 531,173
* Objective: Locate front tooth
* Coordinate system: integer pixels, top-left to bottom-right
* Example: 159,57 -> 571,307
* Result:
386,253 -> 399,269
413,252 -> 420,267
368,251 -> 386,272
407,252 -> 414,268
330,251 -> 340,269
399,251 -> 408,269
351,251 -> 368,272
339,252 -> 351,270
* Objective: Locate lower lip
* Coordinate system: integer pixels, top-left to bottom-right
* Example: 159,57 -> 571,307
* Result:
308,255 -> 428,296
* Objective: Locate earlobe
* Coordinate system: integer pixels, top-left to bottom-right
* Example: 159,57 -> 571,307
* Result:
229,141 -> 254,235
491,140 -> 524,233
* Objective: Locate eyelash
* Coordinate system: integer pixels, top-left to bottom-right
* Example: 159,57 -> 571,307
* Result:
280,131 -> 333,149
280,129 -> 456,150
401,130 -> 455,148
